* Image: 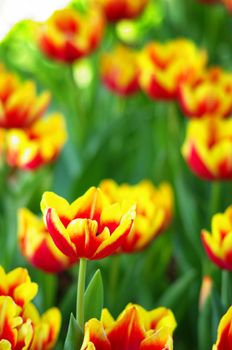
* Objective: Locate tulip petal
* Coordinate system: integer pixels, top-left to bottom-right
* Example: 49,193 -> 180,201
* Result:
213,306 -> 232,349
201,230 -> 226,269
45,208 -> 77,259
41,192 -> 71,226
106,305 -> 145,350
92,215 -> 133,260
13,282 -> 38,308
140,328 -> 173,350
71,187 -> 109,222
81,319 -> 111,350
67,219 -> 101,259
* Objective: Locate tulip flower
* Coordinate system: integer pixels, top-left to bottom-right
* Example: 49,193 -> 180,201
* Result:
38,7 -> 104,63
201,206 -> 232,270
101,45 -> 140,96
95,0 -> 149,22
0,296 -> 33,350
139,39 -> 207,100
41,187 -> 136,261
0,66 -> 67,170
0,78 -> 51,129
5,113 -> 67,170
178,67 -> 232,118
213,306 -> 232,349
80,303 -> 176,350
182,117 -> 232,180
100,179 -> 173,253
0,266 -> 38,308
18,208 -> 75,273
22,303 -> 61,350
0,266 -> 61,350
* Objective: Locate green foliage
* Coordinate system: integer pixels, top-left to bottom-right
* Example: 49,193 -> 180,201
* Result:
63,314 -> 83,350
0,0 -> 231,349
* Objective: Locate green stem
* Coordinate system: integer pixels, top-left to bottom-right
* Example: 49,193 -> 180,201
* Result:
208,181 -> 221,219
76,258 -> 87,329
221,270 -> 231,308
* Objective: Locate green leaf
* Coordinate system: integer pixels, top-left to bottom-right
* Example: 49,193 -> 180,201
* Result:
158,269 -> 196,308
211,288 -> 225,342
59,284 -> 76,322
84,269 -> 103,322
198,298 -> 212,350
63,313 -> 83,350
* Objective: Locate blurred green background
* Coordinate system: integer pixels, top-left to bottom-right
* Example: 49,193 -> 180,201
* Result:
0,0 -> 232,349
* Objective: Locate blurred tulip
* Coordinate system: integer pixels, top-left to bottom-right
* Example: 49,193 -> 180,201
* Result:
202,206 -> 232,270
0,296 -> 33,350
0,65 -> 51,129
95,0 -> 148,22
38,6 -> 104,63
0,266 -> 61,350
182,118 -> 232,180
101,45 -> 140,96
5,113 -> 67,170
0,65 -> 67,171
222,0 -> 232,11
81,303 -> 176,350
139,39 -> 207,100
41,187 -> 136,261
213,306 -> 232,349
100,179 -> 173,253
18,208 -> 75,273
178,67 -> 232,118
0,266 -> 38,308
22,303 -> 61,350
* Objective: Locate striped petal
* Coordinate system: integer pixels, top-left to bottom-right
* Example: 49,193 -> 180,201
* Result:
213,306 -> 232,349
81,319 -> 111,350
45,208 -> 77,259
106,305 -> 145,350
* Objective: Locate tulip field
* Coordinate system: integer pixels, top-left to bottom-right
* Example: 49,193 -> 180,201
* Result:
0,0 -> 232,349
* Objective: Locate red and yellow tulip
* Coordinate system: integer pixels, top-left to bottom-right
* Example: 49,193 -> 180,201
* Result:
213,306 -> 232,349
41,187 -> 136,261
5,113 -> 67,170
95,0 -> 149,22
139,39 -> 207,100
18,208 -> 75,273
182,117 -> 232,180
202,206 -> 232,270
178,67 -> 232,118
22,303 -> 61,350
38,7 -> 104,63
81,303 -> 176,350
0,66 -> 51,129
0,66 -> 67,170
101,45 -> 140,96
0,266 -> 38,308
100,179 -> 173,253
0,266 -> 61,350
0,296 -> 33,350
